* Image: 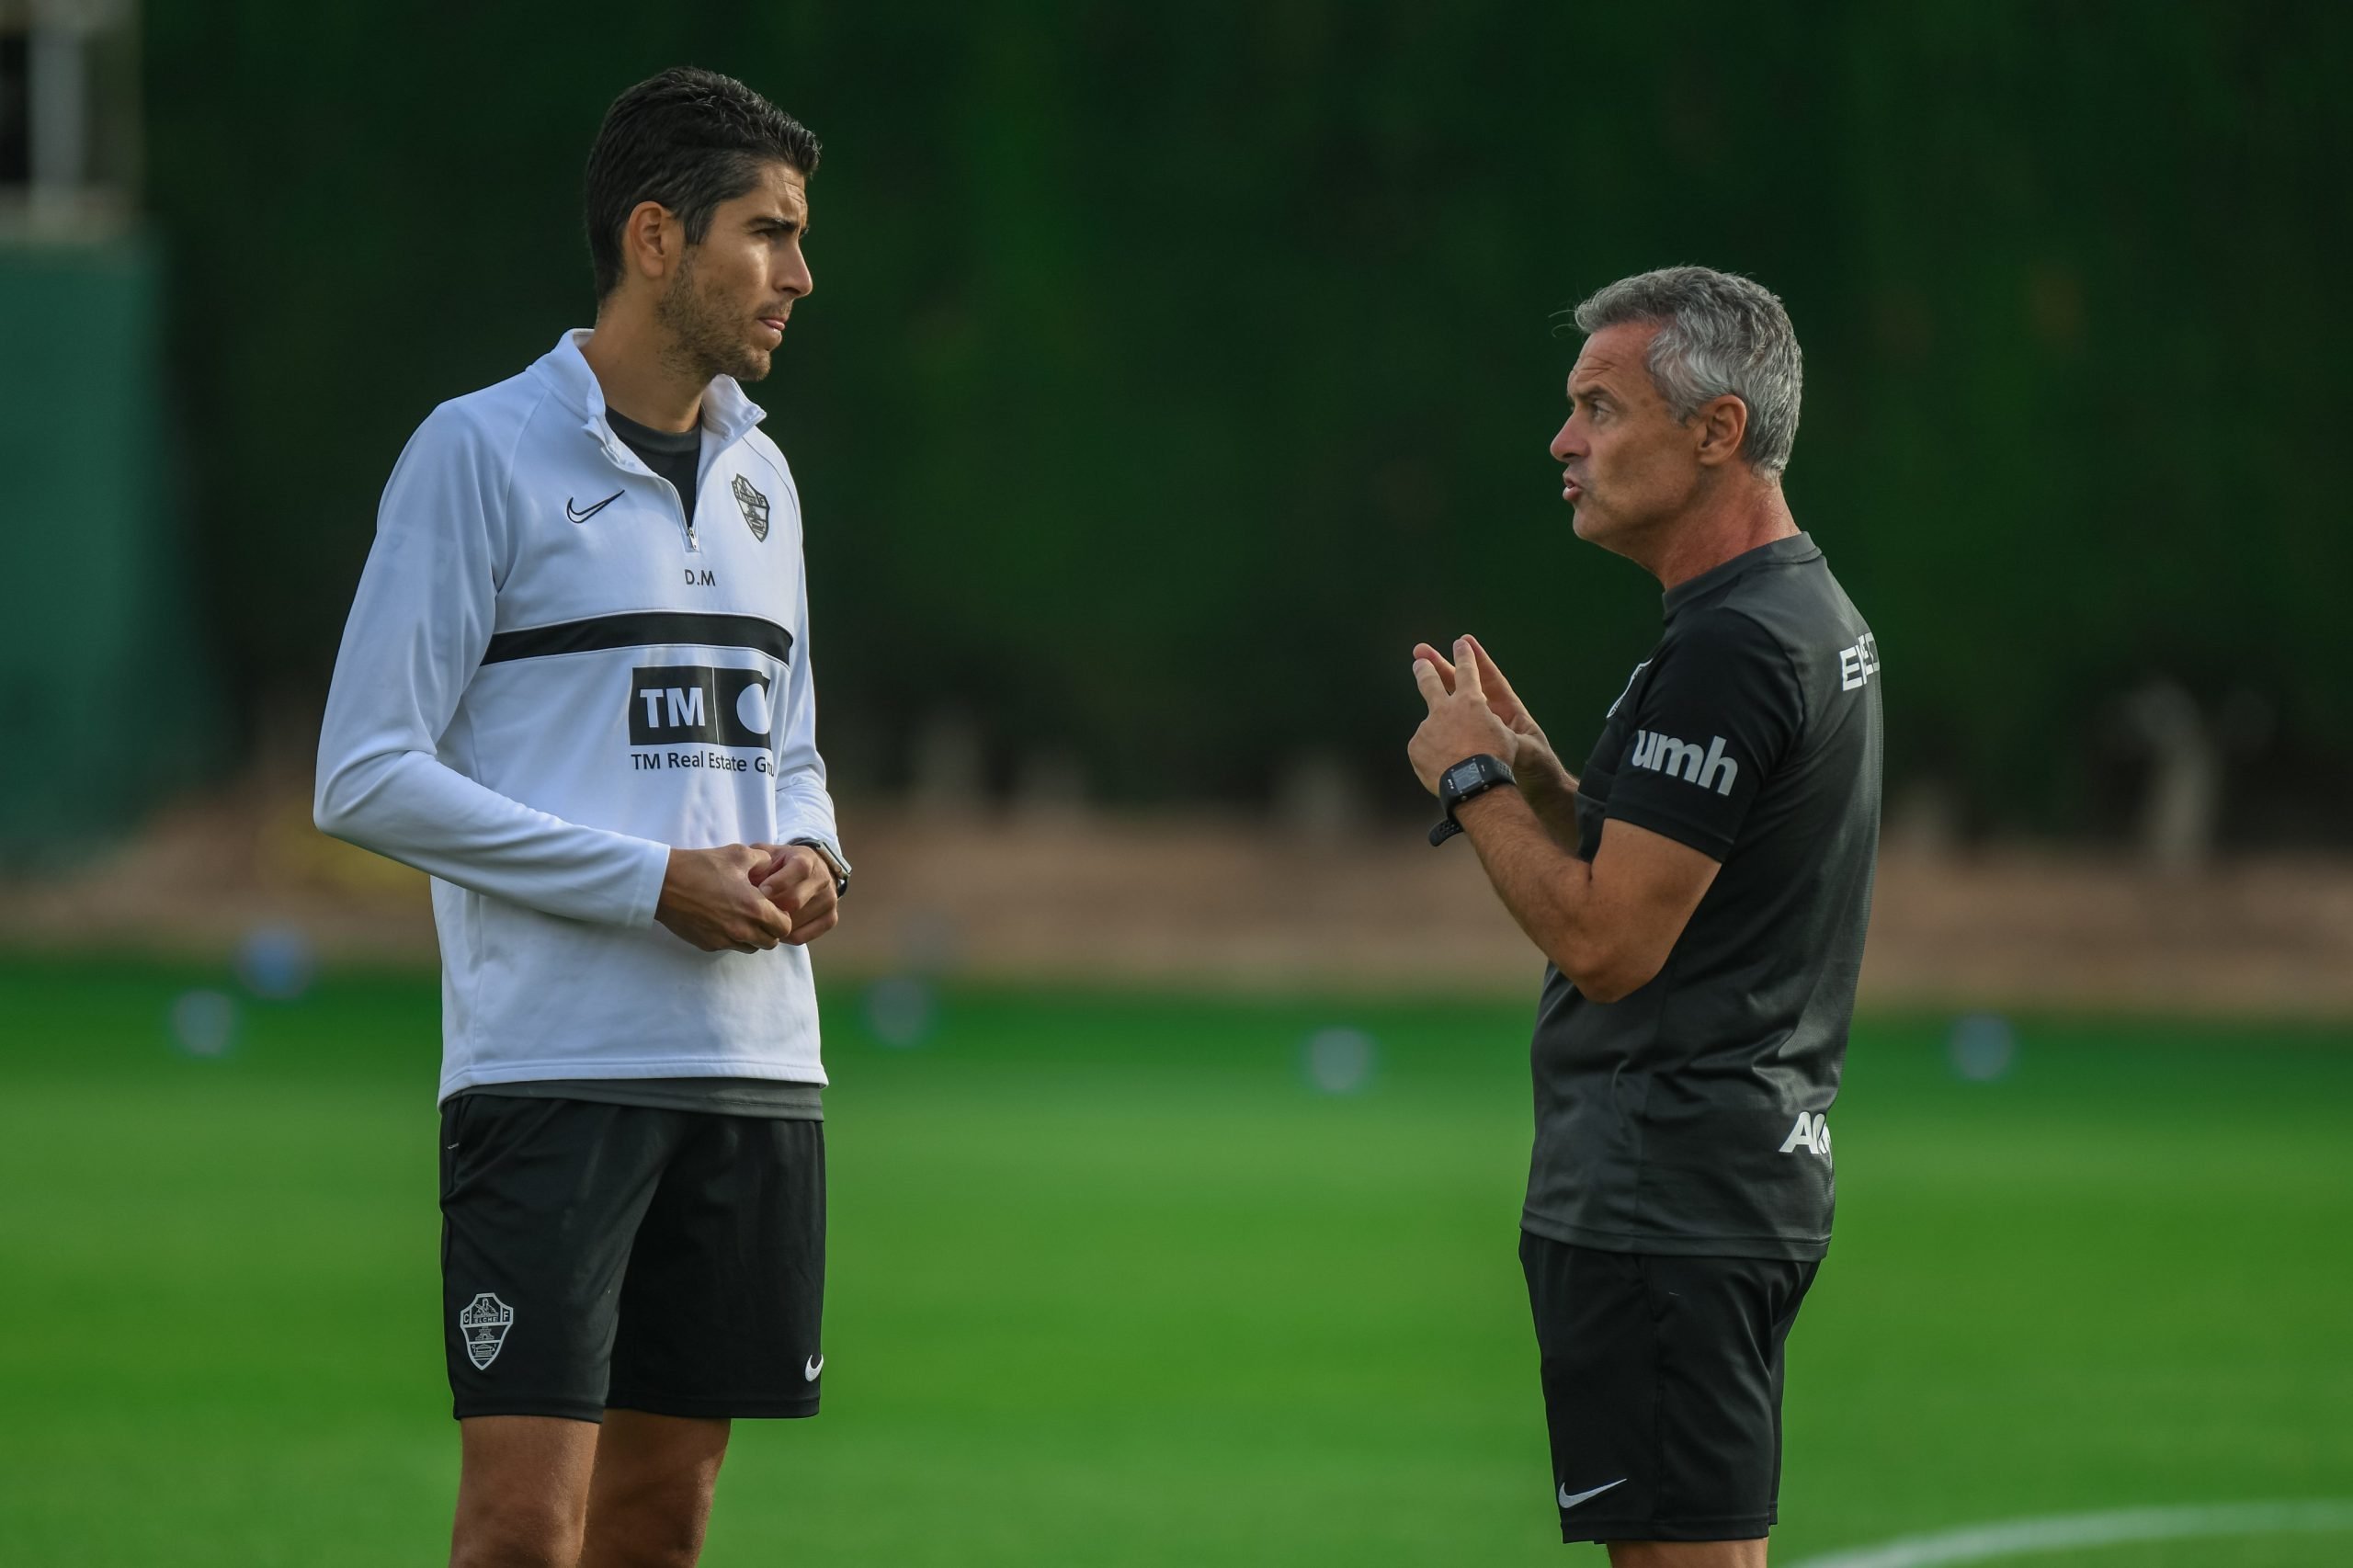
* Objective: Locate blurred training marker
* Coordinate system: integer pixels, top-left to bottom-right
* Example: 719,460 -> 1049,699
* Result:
169,990 -> 238,1058
235,925 -> 318,1001
1303,1027 -> 1376,1096
864,976 -> 937,1048
1947,1013 -> 2018,1083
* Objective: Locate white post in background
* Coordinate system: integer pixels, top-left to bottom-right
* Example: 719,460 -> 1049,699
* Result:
28,21 -> 85,219
15,0 -> 135,236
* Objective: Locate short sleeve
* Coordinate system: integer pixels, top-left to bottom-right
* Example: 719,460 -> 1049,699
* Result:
1601,608 -> 1802,861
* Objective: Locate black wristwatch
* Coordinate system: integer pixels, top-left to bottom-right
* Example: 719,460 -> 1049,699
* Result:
791,837 -> 852,898
1429,754 -> 1516,846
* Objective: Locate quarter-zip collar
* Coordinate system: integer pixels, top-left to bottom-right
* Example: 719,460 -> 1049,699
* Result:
529,328 -> 768,475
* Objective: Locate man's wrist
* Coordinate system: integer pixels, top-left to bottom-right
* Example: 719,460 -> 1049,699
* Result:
1517,746 -> 1576,801
645,844 -> 686,928
1429,753 -> 1517,846
790,836 -> 851,897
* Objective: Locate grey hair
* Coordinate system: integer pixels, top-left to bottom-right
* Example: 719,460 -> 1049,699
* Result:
1572,267 -> 1803,478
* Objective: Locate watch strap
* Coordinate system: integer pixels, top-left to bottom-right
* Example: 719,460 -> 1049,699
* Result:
1429,754 -> 1514,846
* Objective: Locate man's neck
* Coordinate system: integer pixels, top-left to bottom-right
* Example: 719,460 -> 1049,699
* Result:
1641,475 -> 1800,592
579,311 -> 707,434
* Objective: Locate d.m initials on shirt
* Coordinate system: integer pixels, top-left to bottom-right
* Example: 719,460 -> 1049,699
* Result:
1629,731 -> 1739,796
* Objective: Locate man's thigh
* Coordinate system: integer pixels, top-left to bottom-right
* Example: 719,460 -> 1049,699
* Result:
450,1413 -> 732,1568
441,1095 -> 675,1421
1520,1233 -> 1816,1546
607,1115 -> 826,1419
581,1411 -> 733,1568
1606,1540 -> 1768,1568
452,1415 -> 599,1568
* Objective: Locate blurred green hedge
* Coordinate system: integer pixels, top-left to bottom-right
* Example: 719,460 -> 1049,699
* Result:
147,2 -> 2352,838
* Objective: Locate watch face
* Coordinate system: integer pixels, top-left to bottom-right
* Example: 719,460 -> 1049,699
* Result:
1447,761 -> 1479,791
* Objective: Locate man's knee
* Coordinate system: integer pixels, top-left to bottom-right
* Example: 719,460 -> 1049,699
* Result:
580,1486 -> 710,1568
450,1503 -> 586,1568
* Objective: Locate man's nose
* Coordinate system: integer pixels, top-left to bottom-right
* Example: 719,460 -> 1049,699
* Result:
1550,418 -> 1582,462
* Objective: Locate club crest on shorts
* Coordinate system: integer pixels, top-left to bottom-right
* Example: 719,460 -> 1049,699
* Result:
458,1292 -> 515,1370
732,474 -> 770,542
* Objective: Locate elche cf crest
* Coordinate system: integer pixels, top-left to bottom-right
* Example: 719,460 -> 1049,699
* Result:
732,474 -> 770,541
459,1292 -> 515,1370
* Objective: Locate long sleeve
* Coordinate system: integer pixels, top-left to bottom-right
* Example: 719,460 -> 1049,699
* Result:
313,405 -> 671,926
768,505 -> 842,858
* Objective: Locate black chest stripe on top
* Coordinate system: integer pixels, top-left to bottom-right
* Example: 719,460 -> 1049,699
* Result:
481,611 -> 793,666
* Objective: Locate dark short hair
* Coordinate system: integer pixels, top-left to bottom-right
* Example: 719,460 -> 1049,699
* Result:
585,67 -> 820,298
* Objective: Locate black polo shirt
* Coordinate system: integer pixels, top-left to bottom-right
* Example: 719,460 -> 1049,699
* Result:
1525,532 -> 1881,1261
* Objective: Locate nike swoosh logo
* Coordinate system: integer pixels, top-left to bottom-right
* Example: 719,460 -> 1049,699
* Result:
1558,1477 -> 1627,1510
804,1354 -> 824,1381
566,491 -> 623,524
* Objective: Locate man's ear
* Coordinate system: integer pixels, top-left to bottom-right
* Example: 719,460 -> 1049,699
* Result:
621,200 -> 685,286
1692,394 -> 1750,469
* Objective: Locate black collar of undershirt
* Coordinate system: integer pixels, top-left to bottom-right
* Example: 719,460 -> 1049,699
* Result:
604,406 -> 702,457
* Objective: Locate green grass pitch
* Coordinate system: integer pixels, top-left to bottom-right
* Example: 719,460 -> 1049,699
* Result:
2,960 -> 2348,1565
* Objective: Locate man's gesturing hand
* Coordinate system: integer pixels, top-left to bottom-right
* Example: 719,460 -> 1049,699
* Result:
1412,634 -> 1552,758
751,844 -> 840,948
656,845 -> 798,953
1415,632 -> 1574,789
1409,636 -> 1518,794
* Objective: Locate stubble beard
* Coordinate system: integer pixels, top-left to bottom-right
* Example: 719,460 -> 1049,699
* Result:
656,249 -> 772,387
1570,484 -> 1654,557
1569,488 -> 1615,544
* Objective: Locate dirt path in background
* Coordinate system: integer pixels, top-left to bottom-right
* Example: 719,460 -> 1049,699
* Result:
6,780 -> 2351,1017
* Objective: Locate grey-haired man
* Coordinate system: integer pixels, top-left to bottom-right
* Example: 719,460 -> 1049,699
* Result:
1408,267 -> 1881,1564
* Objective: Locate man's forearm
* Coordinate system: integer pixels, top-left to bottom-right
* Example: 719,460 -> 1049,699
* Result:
314,746 -> 671,926
1515,745 -> 1583,849
1453,786 -> 1597,975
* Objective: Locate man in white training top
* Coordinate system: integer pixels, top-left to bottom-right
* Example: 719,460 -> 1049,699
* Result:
315,66 -> 847,1568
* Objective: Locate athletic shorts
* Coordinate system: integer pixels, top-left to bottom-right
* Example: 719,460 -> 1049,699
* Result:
1519,1232 -> 1817,1543
438,1093 -> 826,1423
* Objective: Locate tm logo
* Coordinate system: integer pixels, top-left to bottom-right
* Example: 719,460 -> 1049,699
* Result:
1628,731 -> 1739,796
628,665 -> 775,748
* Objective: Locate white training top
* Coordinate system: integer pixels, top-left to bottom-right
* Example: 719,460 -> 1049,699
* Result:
315,329 -> 841,1103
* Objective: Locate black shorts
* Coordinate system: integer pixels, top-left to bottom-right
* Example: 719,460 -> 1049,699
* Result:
439,1093 -> 825,1423
1519,1233 -> 1817,1543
